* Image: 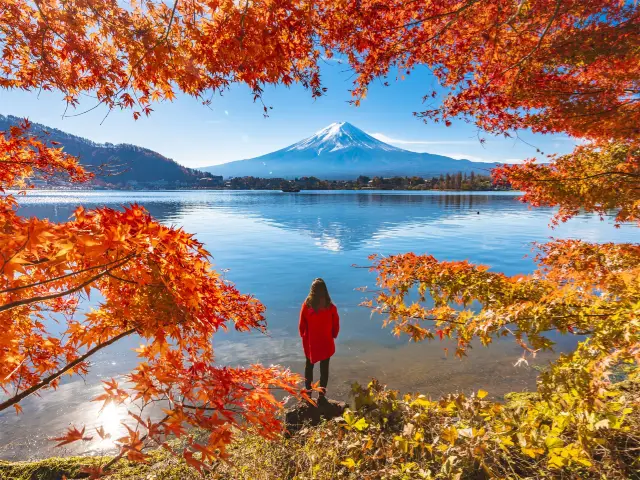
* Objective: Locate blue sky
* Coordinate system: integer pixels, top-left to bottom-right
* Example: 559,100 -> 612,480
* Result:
0,61 -> 578,168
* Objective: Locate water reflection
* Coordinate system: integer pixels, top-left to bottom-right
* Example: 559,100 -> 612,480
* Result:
16,191 -> 531,253
1,190 -> 635,460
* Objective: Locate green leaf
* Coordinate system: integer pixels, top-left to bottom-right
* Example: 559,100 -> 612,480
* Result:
343,410 -> 355,426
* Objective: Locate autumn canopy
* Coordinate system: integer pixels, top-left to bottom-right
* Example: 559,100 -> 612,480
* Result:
0,0 -> 638,475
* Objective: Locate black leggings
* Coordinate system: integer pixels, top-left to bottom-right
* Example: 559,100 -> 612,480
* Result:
305,357 -> 330,396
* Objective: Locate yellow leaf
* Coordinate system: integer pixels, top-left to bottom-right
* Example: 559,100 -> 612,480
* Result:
353,418 -> 368,431
441,426 -> 458,444
522,447 -> 543,458
477,389 -> 488,399
548,454 -> 566,469
500,436 -> 515,447
412,397 -> 432,408
340,458 -> 356,469
575,457 -> 592,467
545,436 -> 564,450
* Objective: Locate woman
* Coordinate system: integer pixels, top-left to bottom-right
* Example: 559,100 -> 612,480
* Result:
299,278 -> 340,404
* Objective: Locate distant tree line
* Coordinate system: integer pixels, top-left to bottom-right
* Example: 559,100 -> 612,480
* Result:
225,172 -> 506,191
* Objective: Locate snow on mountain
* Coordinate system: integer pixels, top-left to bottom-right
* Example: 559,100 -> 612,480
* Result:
202,122 -> 497,179
286,122 -> 401,154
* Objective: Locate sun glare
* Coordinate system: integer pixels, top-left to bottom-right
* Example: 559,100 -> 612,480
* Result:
96,403 -> 126,447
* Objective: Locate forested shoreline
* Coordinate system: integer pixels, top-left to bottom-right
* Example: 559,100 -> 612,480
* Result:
28,172 -> 509,191
216,172 -> 505,191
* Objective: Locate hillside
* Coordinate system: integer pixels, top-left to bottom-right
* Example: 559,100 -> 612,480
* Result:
0,115 -> 215,188
203,122 -> 498,179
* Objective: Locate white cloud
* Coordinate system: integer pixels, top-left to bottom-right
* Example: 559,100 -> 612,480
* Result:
321,55 -> 344,64
441,153 -> 524,164
551,135 -> 590,147
445,153 -> 488,162
368,132 -> 476,146
224,110 -> 229,116
369,131 -> 527,164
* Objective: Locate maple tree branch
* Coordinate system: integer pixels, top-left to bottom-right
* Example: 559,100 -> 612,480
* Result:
0,256 -> 136,313
182,403 -> 243,414
527,171 -> 640,183
377,308 -> 618,330
31,0 -> 71,96
560,99 -> 639,121
0,160 -> 50,166
505,0 -> 526,25
101,414 -> 170,473
239,0 -> 250,49
62,0 -> 180,118
62,101 -> 107,119
32,0 -> 51,29
3,357 -> 27,382
390,11 -> 464,57
126,0 -> 180,83
106,271 -> 137,284
0,254 -> 136,293
544,89 -> 607,97
0,328 -> 137,412
498,0 -> 561,78
163,0 -> 180,43
0,231 -> 30,277
375,0 -> 481,33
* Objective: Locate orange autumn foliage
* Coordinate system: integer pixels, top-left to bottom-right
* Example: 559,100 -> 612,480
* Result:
0,148 -> 302,468
1,0 -> 639,474
1,0 -> 322,116
0,119 -> 90,187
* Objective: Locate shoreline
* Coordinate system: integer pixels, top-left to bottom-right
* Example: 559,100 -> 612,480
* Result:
1,378 -> 637,480
8,187 -> 515,192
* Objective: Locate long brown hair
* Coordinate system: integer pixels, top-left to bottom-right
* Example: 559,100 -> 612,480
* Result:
305,278 -> 333,311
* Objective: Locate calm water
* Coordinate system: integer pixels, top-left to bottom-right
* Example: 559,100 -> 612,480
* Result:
1,190 -> 636,460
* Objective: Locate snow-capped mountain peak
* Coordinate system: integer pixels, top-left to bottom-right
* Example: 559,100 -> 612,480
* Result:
286,121 -> 402,155
203,121 -> 498,179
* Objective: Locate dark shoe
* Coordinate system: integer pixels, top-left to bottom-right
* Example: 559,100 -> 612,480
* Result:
318,395 -> 329,407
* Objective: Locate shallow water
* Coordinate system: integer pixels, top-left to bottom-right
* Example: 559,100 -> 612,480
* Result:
0,190 -> 636,460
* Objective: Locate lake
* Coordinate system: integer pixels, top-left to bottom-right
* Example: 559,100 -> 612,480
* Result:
1,190 -> 636,460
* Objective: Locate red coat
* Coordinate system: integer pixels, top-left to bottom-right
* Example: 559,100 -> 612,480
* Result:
299,302 -> 340,364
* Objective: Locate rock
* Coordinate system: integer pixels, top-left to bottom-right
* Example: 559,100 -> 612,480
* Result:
284,398 -> 348,435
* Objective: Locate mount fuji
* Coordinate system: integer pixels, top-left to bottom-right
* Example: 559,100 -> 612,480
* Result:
202,122 -> 498,179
